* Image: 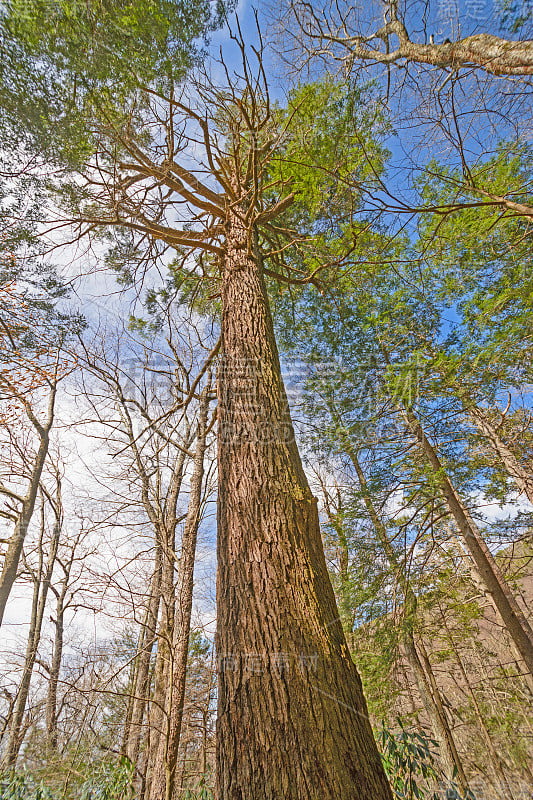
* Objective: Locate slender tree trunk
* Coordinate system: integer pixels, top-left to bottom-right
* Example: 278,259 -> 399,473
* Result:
0,384 -> 56,627
319,481 -> 355,647
416,637 -> 471,794
125,542 -> 163,767
438,604 -> 516,800
123,669 -> 136,764
401,404 -> 533,676
397,659 -> 419,718
145,437 -> 191,790
146,524 -> 177,785
468,407 -> 533,506
333,517 -> 354,642
474,643 -> 533,789
339,436 -> 469,792
200,648 -> 215,779
115,397 -> 192,790
3,507 -> 61,767
46,578 -> 67,751
449,532 -> 533,697
149,380 -> 210,800
215,216 -> 392,800
401,634 -> 463,780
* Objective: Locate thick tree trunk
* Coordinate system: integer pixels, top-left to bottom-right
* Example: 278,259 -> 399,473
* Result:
402,405 -> 533,677
215,215 -> 392,800
468,407 -> 533,506
149,381 -> 210,800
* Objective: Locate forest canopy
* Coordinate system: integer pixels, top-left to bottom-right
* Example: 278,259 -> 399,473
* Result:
0,1 -> 532,799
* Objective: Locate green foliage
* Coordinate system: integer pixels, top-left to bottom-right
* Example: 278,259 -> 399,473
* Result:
497,0 -> 533,30
0,0 -> 531,789
415,142 -> 533,385
271,118 -> 533,789
0,0 -> 222,166
0,772 -> 55,800
0,759 -> 134,800
377,722 -> 441,800
78,758 -> 134,800
270,79 -> 389,226
182,774 -> 214,799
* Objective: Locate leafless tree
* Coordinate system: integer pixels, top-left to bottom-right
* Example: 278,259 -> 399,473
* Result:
1,463 -> 63,767
283,0 -> 533,76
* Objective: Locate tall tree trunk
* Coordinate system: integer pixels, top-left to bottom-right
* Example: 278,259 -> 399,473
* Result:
468,407 -> 533,506
145,442 -> 190,789
338,434 -> 469,792
449,531 -> 533,697
149,380 -> 210,800
3,501 -> 61,767
46,576 -> 67,752
0,383 -> 56,627
438,602 -> 516,800
124,542 -> 163,767
416,637 -> 471,794
146,525 -> 177,787
215,216 -> 392,800
401,404 -> 533,676
402,634 -> 465,786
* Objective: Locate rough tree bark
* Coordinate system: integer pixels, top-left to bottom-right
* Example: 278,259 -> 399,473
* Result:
215,214 -> 393,800
149,379 -> 211,800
